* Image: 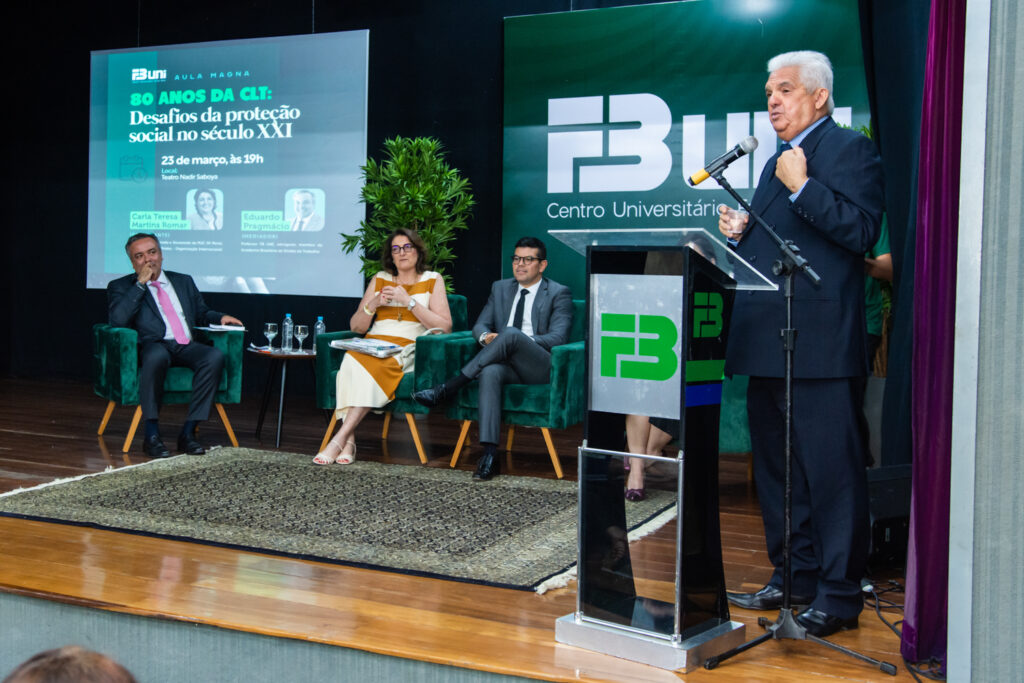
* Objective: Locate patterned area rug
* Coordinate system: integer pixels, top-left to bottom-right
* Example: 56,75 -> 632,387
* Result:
0,448 -> 675,591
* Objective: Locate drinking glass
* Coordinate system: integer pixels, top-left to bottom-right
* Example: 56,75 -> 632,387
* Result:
294,324 -> 309,352
724,207 -> 749,239
263,322 -> 278,350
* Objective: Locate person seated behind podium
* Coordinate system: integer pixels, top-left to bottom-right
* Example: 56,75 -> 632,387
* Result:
3,646 -> 137,683
187,188 -> 222,230
623,416 -> 676,501
413,236 -> 573,481
314,228 -> 452,465
108,233 -> 242,459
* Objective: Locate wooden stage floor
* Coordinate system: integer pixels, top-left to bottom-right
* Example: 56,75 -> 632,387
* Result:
0,378 -> 911,681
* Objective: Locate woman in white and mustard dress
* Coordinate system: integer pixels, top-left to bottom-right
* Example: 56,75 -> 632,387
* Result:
314,228 -> 452,464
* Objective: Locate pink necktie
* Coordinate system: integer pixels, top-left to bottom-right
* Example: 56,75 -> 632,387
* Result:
149,281 -> 190,344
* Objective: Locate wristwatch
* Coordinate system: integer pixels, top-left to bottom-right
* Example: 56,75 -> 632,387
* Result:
407,298 -> 417,311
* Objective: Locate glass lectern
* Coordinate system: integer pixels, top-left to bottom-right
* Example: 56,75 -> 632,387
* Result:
550,228 -> 775,671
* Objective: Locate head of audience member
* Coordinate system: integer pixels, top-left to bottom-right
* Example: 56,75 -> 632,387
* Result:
124,232 -> 163,281
293,190 -> 316,219
764,50 -> 833,142
511,236 -> 548,288
381,228 -> 427,276
2,646 -> 138,683
193,189 -> 217,217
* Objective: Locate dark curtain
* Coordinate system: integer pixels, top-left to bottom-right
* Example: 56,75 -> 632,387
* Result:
859,1 -> 931,471
901,0 -> 966,667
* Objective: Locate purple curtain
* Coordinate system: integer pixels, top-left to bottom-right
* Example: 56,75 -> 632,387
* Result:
902,0 -> 966,666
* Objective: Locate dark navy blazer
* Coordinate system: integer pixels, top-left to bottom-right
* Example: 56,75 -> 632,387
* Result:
108,270 -> 223,345
726,117 -> 885,379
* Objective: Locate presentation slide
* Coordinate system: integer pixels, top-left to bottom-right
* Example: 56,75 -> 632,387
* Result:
87,31 -> 369,297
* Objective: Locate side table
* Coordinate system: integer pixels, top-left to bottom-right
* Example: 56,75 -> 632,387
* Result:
247,348 -> 317,448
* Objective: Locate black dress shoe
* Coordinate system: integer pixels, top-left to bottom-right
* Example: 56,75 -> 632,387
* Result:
412,384 -> 448,408
796,608 -> 859,637
727,585 -> 814,610
177,433 -> 206,455
472,451 -> 500,481
143,435 -> 171,459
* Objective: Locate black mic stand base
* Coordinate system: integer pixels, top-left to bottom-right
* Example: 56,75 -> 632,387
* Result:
704,608 -> 898,675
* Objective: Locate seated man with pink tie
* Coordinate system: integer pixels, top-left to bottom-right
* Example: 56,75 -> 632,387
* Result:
107,233 -> 242,458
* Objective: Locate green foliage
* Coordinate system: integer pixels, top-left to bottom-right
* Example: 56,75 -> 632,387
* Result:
341,136 -> 475,289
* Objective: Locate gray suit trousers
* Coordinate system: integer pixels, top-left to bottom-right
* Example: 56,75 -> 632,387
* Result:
461,328 -> 551,444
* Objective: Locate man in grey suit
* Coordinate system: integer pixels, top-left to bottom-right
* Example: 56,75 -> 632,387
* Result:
414,236 -> 573,480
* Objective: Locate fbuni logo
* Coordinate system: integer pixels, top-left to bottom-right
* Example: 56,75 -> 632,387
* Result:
132,68 -> 167,83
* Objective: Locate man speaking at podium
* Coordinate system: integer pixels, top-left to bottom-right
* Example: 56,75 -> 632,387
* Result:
718,51 -> 884,637
108,233 -> 242,459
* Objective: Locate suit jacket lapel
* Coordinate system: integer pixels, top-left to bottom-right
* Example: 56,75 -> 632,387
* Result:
752,116 -> 836,213
166,271 -> 194,329
532,279 -> 550,334
138,278 -> 162,323
499,279 -> 517,327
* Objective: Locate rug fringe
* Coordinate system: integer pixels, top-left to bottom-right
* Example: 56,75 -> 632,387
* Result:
0,455 -> 168,499
627,505 -> 677,543
535,566 -> 576,595
534,505 -> 678,595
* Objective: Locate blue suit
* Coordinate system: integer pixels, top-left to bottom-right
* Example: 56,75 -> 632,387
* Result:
727,117 -> 884,618
108,270 -> 226,422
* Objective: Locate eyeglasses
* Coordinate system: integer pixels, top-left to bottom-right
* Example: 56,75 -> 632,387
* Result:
511,256 -> 541,265
391,243 -> 416,254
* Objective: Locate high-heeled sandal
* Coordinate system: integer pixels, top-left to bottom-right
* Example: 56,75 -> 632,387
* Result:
624,488 -> 646,502
313,435 -> 345,465
335,440 -> 357,465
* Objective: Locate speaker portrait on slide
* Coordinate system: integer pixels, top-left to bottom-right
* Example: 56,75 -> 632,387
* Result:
288,188 -> 325,231
187,188 -> 223,230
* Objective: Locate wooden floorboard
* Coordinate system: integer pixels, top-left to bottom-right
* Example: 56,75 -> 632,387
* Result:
0,378 -> 911,681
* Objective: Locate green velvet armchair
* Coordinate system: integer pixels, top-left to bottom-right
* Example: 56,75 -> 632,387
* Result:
445,299 -> 587,478
314,294 -> 470,463
93,324 -> 244,452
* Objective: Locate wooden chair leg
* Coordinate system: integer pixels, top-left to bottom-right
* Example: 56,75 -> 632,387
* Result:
541,428 -> 564,479
382,412 -> 392,440
215,403 -> 239,447
505,425 -> 515,453
319,412 -> 338,453
98,401 -> 116,436
450,420 -> 472,468
123,406 -> 143,453
404,413 -> 428,464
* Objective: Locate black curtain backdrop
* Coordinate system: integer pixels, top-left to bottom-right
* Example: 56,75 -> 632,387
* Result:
2,0 -> 662,392
859,0 -> 932,467
4,0 -> 930,430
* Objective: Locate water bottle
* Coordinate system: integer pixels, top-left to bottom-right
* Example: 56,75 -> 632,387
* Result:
281,313 -> 293,352
314,316 -> 326,350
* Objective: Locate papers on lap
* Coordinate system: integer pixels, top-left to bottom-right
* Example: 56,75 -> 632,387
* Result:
330,338 -> 403,358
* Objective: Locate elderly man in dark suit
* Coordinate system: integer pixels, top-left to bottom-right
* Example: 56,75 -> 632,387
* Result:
719,51 -> 884,637
414,236 -> 573,480
108,233 -> 242,459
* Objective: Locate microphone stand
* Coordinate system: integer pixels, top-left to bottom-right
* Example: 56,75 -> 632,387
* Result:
703,172 -> 896,676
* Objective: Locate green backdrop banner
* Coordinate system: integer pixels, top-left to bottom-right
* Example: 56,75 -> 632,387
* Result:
503,0 -> 869,296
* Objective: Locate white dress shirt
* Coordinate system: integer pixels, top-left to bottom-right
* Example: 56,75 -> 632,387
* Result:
147,272 -> 193,342
504,279 -> 542,338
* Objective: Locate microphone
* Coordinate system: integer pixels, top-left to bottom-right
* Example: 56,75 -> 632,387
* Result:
687,136 -> 758,186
